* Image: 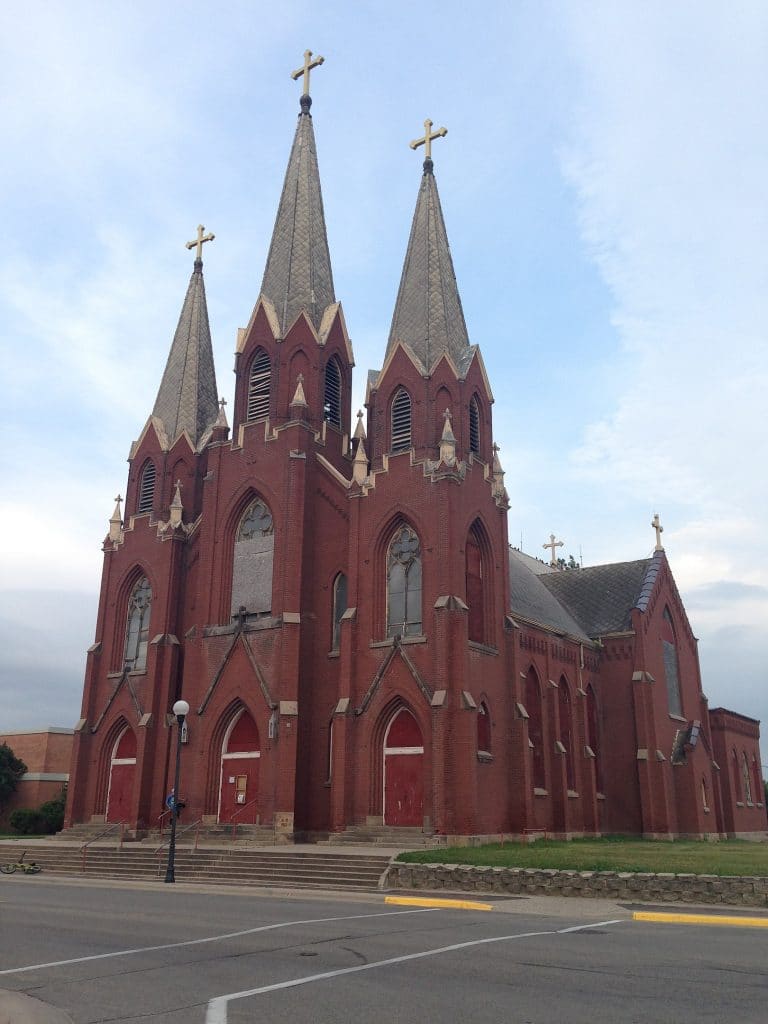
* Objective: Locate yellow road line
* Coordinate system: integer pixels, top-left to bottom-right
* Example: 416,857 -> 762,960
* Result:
633,911 -> 768,928
385,895 -> 493,912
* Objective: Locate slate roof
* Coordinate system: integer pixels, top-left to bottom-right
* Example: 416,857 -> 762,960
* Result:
540,556 -> 659,637
386,159 -> 470,374
259,103 -> 335,335
508,549 -> 591,642
151,260 -> 219,448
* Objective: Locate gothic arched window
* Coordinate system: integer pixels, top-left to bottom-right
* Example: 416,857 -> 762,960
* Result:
391,389 -> 412,452
661,607 -> 683,717
247,349 -> 271,422
586,684 -> 603,792
137,460 -> 156,515
526,669 -> 546,790
469,396 -> 480,455
477,700 -> 491,754
465,525 -> 486,643
124,577 -> 151,671
559,677 -> 576,791
742,752 -> 753,803
331,572 -> 347,651
324,358 -> 342,429
231,497 -> 274,617
387,525 -> 422,638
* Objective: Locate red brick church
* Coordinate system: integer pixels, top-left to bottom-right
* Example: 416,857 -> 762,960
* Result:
65,58 -> 764,841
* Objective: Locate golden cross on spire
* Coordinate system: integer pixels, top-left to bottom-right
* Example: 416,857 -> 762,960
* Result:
186,225 -> 215,261
543,533 -> 564,566
651,513 -> 664,551
410,118 -> 448,161
291,49 -> 325,95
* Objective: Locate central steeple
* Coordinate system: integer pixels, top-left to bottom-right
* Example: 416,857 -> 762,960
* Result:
259,51 -> 336,335
386,120 -> 470,373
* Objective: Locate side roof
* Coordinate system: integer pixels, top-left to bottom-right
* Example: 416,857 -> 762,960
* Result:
508,549 -> 591,642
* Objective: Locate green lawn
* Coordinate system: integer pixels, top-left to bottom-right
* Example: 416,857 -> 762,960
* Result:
397,837 -> 768,876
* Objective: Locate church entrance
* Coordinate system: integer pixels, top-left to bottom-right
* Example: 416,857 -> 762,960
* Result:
218,709 -> 260,824
383,708 -> 424,827
106,727 -> 136,823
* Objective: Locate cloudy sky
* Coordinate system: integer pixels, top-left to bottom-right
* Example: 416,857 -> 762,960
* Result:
1,2 -> 766,742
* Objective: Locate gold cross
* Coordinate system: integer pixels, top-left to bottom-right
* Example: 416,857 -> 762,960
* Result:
543,533 -> 564,566
291,49 -> 325,95
186,225 -> 215,261
651,513 -> 664,551
410,119 -> 448,160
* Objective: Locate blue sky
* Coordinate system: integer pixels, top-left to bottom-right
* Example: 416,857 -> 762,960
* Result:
1,1 -> 766,741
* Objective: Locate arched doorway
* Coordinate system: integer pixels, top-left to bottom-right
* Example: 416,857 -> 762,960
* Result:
218,709 -> 260,823
383,708 -> 424,827
106,727 -> 136,823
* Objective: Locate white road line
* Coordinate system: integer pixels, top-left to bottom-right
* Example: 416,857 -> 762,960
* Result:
0,908 -> 437,977
205,919 -> 624,1024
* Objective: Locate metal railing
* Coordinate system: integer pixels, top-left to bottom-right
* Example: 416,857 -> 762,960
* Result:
80,821 -> 126,872
157,808 -> 172,837
153,818 -> 202,864
228,798 -> 260,840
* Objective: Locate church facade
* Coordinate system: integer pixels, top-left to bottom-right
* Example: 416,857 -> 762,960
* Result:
65,64 -> 764,841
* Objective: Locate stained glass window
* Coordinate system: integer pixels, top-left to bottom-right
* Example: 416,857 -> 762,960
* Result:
124,577 -> 151,671
387,526 -> 422,637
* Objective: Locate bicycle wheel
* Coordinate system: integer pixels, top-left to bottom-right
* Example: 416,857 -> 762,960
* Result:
24,864 -> 42,874
0,863 -> 16,874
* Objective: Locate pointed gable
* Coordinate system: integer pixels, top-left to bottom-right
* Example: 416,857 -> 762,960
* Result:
259,100 -> 335,335
386,160 -> 469,373
152,261 -> 219,449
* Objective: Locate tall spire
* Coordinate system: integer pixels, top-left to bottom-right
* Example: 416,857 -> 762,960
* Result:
386,121 -> 469,372
259,51 -> 335,335
151,234 -> 219,448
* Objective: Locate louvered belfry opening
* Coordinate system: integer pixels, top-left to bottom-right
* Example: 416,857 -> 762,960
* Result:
391,388 -> 412,451
137,461 -> 156,514
469,396 -> 480,454
247,349 -> 271,422
324,358 -> 342,428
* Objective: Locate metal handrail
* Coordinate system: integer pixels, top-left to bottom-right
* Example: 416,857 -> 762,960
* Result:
153,817 -> 202,858
80,821 -> 126,872
228,798 -> 260,839
157,808 -> 172,837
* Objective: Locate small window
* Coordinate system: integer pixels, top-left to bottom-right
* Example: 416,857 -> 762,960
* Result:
137,461 -> 156,515
469,396 -> 480,455
247,350 -> 271,422
331,573 -> 347,650
391,389 -> 412,451
324,359 -> 342,429
124,577 -> 151,671
701,777 -> 709,811
477,701 -> 491,754
387,525 -> 422,637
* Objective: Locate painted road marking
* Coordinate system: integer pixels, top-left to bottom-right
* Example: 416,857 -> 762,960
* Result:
0,908 -> 438,977
385,896 -> 493,911
633,911 -> 768,929
205,919 -> 624,1024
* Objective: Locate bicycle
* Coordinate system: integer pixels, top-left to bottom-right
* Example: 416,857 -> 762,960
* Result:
0,851 -> 42,875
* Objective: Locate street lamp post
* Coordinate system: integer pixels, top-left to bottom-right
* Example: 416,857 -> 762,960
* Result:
164,699 -> 190,884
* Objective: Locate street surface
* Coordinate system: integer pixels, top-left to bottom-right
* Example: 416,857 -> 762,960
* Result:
1,876 -> 766,1023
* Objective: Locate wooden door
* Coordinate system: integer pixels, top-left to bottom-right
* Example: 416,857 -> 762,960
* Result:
106,728 -> 136,823
384,709 -> 424,827
218,710 -> 260,823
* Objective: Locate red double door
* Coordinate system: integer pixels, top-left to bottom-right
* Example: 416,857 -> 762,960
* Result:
218,711 -> 260,824
383,709 -> 424,827
106,728 -> 136,823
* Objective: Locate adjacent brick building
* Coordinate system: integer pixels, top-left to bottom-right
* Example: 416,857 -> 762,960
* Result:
64,73 -> 763,841
1,729 -> 72,827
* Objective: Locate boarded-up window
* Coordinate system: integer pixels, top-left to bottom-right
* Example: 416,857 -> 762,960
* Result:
124,577 -> 151,671
387,526 -> 422,638
332,573 -> 347,650
661,607 -> 682,717
742,752 -> 753,803
466,528 -> 485,642
477,701 -> 491,754
231,498 -> 274,617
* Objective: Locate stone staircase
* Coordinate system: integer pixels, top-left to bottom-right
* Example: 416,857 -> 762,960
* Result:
320,826 -> 447,848
0,842 -> 392,891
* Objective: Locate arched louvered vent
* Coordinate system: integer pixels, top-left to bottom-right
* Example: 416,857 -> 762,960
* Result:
324,359 -> 342,428
137,461 -> 156,514
247,350 -> 271,422
469,396 -> 480,454
391,389 -> 412,451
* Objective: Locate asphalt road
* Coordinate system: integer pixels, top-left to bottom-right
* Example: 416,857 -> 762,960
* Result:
1,877 -> 766,1023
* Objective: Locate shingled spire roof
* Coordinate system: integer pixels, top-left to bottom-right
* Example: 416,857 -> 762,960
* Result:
386,158 -> 470,373
151,259 -> 219,448
259,95 -> 335,334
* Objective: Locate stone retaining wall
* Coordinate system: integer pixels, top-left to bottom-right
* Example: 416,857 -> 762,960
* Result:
386,862 -> 768,907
